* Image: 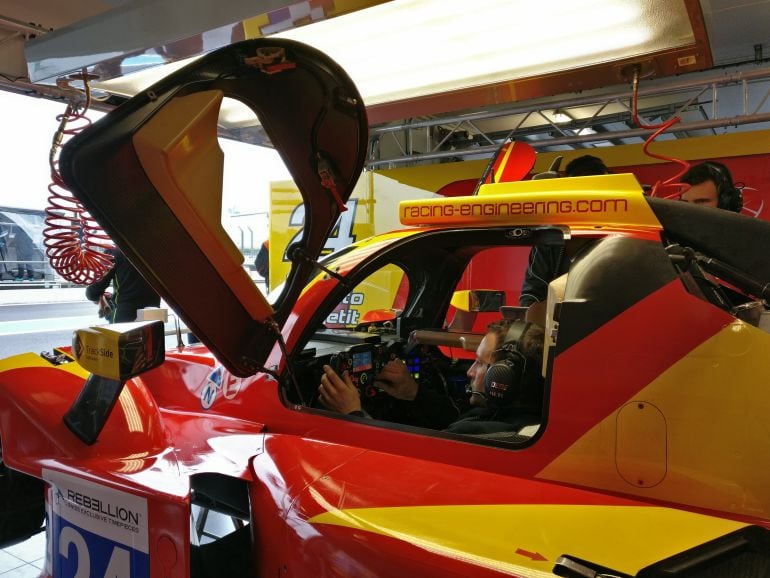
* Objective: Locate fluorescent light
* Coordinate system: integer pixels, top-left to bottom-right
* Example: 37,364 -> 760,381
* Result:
275,0 -> 693,105
94,0 -> 694,124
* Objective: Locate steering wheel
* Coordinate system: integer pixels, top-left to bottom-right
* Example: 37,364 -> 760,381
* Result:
326,341 -> 452,424
328,341 -> 401,401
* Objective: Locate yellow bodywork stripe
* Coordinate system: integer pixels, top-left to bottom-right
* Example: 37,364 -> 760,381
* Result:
493,141 -> 516,184
0,352 -> 89,379
309,504 -> 745,575
399,174 -> 661,230
539,320 -> 770,520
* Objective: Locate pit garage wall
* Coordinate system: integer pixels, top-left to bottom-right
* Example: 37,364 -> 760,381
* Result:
371,128 -> 770,308
268,129 -> 770,307
268,172 -> 438,292
376,128 -> 770,221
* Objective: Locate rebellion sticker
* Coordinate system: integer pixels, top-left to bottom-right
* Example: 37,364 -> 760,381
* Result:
44,468 -> 149,578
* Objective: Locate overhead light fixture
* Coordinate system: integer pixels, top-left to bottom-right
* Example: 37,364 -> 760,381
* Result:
93,0 -> 695,126
274,0 -> 694,105
551,110 -> 573,124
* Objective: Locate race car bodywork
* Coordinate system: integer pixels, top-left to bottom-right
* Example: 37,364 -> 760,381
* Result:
0,39 -> 769,578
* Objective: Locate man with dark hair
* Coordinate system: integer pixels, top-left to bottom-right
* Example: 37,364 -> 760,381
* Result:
519,154 -> 610,307
564,154 -> 610,177
86,248 -> 161,323
680,161 -> 743,212
254,239 -> 269,288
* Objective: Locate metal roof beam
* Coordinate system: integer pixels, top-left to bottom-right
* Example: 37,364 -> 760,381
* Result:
366,111 -> 770,169
25,0 -> 296,83
367,65 -> 770,168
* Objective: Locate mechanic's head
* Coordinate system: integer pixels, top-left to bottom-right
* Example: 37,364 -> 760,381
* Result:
467,319 -> 514,407
680,161 -> 742,212
565,154 -> 610,177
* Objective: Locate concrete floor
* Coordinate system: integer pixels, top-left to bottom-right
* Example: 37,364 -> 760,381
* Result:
0,530 -> 45,577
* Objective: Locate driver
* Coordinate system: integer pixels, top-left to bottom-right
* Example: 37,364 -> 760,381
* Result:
318,319 -> 544,433
318,355 -> 460,429
445,322 -> 544,434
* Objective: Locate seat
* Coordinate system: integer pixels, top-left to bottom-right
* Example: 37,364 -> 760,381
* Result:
542,273 -> 568,376
524,300 -> 548,327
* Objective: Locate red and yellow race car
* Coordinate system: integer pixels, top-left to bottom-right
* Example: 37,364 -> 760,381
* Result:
1,39 -> 769,578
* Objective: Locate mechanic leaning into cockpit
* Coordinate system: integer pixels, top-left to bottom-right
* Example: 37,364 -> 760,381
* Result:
318,319 -> 545,434
519,154 -> 610,308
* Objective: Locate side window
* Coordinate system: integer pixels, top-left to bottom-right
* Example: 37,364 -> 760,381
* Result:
324,264 -> 408,329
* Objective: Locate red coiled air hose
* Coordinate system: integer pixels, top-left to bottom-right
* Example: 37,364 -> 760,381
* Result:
631,69 -> 691,199
43,80 -> 114,285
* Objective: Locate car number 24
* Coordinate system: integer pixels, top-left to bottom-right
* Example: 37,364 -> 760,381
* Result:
44,469 -> 149,578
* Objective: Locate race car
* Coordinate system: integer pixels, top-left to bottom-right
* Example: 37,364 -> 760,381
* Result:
1,38 -> 769,578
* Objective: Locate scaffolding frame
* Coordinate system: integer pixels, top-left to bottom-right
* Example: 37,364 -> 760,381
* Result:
367,66 -> 770,169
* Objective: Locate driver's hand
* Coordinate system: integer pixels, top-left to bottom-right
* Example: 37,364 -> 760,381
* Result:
375,360 -> 418,401
319,365 -> 362,414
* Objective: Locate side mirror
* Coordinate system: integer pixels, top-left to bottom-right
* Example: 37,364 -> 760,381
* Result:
450,290 -> 505,313
63,320 -> 165,445
448,290 -> 506,333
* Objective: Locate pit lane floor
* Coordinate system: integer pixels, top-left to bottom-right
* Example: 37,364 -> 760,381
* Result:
0,531 -> 45,577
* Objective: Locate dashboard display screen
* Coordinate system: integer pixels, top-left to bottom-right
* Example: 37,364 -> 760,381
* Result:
351,351 -> 373,372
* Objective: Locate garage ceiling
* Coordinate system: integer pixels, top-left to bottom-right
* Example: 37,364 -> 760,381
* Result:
0,0 -> 768,166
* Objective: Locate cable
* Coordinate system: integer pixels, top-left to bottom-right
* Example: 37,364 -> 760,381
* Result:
631,68 -> 691,198
43,71 -> 114,285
